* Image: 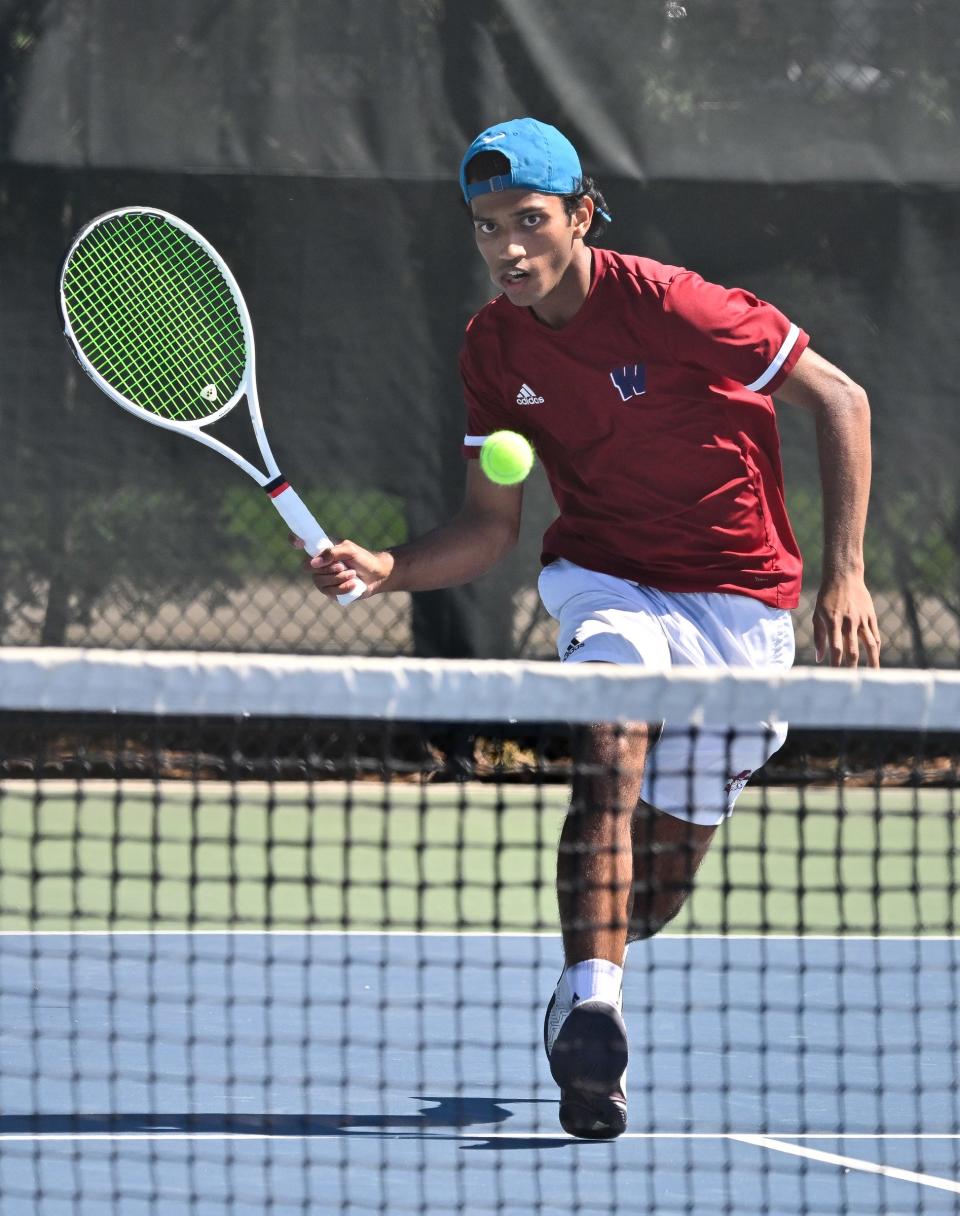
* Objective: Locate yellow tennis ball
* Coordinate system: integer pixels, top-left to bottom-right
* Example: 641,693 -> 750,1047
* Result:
480,430 -> 535,486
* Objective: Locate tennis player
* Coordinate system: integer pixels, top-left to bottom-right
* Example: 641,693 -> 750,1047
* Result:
301,118 -> 881,1139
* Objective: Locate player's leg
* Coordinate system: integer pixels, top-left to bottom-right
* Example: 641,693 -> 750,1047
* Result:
547,720 -> 644,1138
629,591 -> 795,938
628,802 -> 716,941
539,559 -> 674,966
538,560 -> 674,1138
539,567 -> 796,1138
548,720 -> 674,1139
556,735 -> 718,966
548,742 -> 718,1139
557,720 -> 651,967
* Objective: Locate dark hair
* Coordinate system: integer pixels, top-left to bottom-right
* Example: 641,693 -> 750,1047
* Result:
463,150 -> 610,243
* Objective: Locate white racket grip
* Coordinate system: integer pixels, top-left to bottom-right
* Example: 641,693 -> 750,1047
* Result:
268,482 -> 367,606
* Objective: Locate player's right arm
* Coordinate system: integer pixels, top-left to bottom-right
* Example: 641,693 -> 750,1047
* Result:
304,461 -> 522,600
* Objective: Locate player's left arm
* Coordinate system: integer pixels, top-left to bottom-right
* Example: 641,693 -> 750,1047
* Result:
775,346 -> 881,668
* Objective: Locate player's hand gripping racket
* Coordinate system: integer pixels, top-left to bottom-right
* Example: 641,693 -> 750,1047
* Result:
59,206 -> 366,605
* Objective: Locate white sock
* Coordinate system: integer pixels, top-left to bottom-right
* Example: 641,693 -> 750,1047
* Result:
560,958 -> 623,1006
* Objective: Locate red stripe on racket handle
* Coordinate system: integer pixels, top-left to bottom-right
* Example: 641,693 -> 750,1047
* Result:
266,481 -> 367,606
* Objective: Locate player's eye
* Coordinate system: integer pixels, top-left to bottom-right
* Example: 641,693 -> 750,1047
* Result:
476,221 -> 497,236
520,214 -> 543,228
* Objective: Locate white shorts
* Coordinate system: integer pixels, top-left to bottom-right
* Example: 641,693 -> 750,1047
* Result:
538,558 -> 796,826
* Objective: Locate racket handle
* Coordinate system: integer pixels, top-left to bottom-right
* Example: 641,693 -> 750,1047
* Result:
267,481 -> 368,606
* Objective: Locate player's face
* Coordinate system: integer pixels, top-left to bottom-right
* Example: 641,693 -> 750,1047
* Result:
469,189 -> 593,326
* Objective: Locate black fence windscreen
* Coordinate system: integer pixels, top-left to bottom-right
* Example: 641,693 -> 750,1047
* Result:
2,0 -> 959,661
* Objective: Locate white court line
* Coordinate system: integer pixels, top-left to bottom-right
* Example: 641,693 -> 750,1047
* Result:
733,1134 -> 960,1196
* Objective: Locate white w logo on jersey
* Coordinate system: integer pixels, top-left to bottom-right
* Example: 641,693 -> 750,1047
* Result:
516,383 -> 545,405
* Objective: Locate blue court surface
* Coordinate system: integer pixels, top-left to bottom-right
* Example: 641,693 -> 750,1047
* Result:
1,932 -> 959,1214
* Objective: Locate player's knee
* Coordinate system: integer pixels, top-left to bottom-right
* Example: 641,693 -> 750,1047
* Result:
576,721 -> 649,772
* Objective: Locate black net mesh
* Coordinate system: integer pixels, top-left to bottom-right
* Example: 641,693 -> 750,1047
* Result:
1,653 -> 959,1211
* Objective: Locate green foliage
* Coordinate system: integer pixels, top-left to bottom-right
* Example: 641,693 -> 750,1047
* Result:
219,485 -> 408,580
787,482 -> 893,589
790,477 -> 960,612
2,479 -> 410,643
0,481 -> 238,642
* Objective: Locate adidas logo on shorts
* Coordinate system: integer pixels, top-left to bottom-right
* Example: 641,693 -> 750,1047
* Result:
724,769 -> 753,796
516,383 -> 545,405
563,636 -> 585,661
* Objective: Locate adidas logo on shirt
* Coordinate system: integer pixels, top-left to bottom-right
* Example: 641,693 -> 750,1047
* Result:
516,383 -> 545,405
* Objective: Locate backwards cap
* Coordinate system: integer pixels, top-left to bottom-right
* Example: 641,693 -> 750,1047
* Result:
459,117 -> 583,204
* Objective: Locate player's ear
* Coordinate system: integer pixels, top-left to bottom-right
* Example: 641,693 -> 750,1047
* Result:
572,195 -> 593,239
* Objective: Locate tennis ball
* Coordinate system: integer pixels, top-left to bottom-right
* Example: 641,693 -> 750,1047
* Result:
480,430 -> 535,486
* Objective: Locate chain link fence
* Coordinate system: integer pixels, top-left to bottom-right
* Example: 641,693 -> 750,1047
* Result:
1,0 -> 957,663
5,464 -> 959,667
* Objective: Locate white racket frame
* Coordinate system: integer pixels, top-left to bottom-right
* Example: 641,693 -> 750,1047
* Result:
59,205 -> 365,606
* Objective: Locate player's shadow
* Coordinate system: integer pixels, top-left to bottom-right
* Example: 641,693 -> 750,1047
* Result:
0,1096 -> 580,1148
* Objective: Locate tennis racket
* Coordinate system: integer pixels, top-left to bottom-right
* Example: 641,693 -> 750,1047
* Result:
58,206 -> 366,605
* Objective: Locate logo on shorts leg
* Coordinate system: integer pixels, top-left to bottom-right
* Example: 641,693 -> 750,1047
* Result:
562,635 -> 585,661
725,769 -> 753,796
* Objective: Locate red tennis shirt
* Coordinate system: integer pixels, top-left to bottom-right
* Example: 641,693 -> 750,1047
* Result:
460,247 -> 809,609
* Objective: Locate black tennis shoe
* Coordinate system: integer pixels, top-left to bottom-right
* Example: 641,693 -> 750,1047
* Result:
544,987 -> 628,1139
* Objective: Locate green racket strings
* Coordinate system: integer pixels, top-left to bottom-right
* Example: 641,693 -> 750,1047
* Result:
63,213 -> 246,421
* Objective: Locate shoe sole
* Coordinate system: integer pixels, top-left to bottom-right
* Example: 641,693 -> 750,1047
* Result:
557,1090 -> 627,1140
546,1001 -> 629,1139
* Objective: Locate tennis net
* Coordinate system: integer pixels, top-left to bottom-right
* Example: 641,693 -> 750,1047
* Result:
1,648 -> 960,1214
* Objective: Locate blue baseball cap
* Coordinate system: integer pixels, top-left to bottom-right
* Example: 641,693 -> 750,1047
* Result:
459,117 -> 583,204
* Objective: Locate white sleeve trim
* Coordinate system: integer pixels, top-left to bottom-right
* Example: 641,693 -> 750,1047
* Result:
745,323 -> 801,393
463,434 -> 488,447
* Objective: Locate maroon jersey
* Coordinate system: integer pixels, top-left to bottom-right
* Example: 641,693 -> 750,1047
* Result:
460,247 -> 809,608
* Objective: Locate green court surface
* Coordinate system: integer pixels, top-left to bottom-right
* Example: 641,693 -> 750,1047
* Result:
1,779 -> 957,934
